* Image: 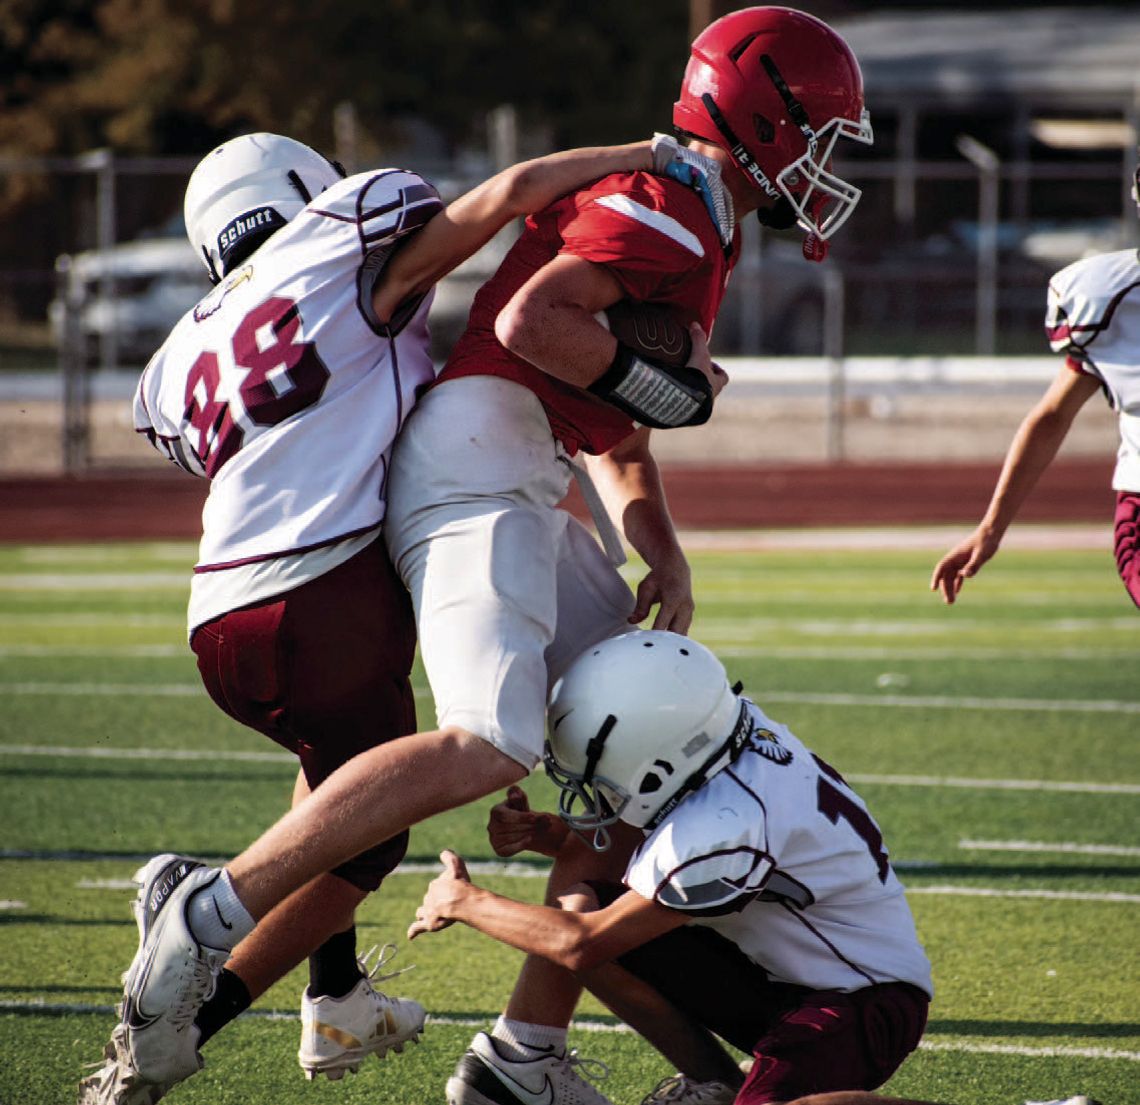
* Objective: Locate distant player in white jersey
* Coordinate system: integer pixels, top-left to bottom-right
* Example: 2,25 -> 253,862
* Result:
81,131 -> 672,1104
932,160 -> 1140,610
409,630 -> 934,1105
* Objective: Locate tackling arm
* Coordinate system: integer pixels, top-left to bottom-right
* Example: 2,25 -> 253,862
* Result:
371,141 -> 655,325
931,363 -> 1101,603
408,849 -> 685,972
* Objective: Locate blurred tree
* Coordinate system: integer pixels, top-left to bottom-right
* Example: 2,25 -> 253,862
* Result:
0,0 -> 695,159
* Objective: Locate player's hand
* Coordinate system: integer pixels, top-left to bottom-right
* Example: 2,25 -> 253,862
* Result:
408,850 -> 471,940
687,323 -> 729,400
930,528 -> 1001,604
488,786 -> 569,858
630,547 -> 695,633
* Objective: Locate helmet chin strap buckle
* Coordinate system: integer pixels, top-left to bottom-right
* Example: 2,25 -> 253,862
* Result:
802,232 -> 829,263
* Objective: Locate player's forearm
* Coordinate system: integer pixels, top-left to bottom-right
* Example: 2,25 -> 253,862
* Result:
587,437 -> 683,563
446,884 -> 598,971
375,144 -> 650,324
979,407 -> 1073,536
503,141 -> 653,219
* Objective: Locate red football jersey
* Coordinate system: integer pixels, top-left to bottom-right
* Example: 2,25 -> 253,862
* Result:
440,170 -> 740,455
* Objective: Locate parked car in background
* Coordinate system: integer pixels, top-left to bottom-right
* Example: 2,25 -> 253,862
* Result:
49,227 -> 210,366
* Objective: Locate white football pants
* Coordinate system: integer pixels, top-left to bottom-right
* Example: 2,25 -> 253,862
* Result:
385,375 -> 635,769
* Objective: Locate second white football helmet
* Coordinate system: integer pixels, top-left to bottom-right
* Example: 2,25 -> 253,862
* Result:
184,132 -> 345,283
545,630 -> 746,850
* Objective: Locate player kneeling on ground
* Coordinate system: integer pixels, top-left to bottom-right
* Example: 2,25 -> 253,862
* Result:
410,631 -> 1096,1105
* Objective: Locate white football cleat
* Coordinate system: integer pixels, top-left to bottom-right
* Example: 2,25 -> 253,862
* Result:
77,1022 -> 198,1105
447,1031 -> 613,1105
298,943 -> 425,1080
119,854 -> 229,1084
1024,1098 -> 1102,1105
640,1074 -> 737,1104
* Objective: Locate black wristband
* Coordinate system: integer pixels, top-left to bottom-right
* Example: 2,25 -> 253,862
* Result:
588,342 -> 713,429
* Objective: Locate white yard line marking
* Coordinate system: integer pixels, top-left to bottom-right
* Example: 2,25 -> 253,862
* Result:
1,744 -> 294,763
848,774 -> 1140,795
715,645 -> 1137,661
3,744 -> 1135,796
0,644 -> 185,657
0,682 -> 203,697
0,900 -> 26,910
0,614 -> 183,627
0,1000 -> 1135,1061
677,525 -> 1111,552
0,573 -> 188,590
916,1040 -> 1140,1062
0,682 -> 433,700
698,616 -> 1139,636
908,886 -> 1140,903
960,839 -> 1140,857
758,690 -> 1140,714
1,680 -> 1134,716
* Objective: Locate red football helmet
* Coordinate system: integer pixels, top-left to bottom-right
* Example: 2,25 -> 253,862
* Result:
674,6 -> 873,245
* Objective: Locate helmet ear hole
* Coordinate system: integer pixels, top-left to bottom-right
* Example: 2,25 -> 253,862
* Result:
753,115 -> 775,144
638,772 -> 663,795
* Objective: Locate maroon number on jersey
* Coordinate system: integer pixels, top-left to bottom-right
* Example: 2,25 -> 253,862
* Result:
183,296 -> 330,477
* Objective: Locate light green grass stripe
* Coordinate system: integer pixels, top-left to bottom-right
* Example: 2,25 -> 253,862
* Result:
1,681 -> 1135,715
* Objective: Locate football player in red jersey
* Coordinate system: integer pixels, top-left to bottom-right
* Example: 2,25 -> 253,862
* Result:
383,9 -> 871,1102
96,10 -> 874,1105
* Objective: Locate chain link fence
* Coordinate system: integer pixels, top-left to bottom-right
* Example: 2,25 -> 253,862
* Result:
0,150 -> 1132,474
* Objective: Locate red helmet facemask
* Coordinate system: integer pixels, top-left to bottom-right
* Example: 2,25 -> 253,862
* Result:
674,6 -> 873,259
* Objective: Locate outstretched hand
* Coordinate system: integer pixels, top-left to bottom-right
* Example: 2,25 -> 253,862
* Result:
930,528 -> 1001,604
487,786 -> 568,858
408,850 -> 471,940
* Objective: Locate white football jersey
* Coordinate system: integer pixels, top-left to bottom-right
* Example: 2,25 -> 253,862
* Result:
1046,248 -> 1140,491
134,169 -> 443,577
624,701 -> 933,997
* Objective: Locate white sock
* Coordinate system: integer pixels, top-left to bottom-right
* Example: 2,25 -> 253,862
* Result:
492,1015 -> 568,1059
186,868 -> 255,950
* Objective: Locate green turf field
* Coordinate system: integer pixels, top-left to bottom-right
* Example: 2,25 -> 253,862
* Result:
0,537 -> 1136,1105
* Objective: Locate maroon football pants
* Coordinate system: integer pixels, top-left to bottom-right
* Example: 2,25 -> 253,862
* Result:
589,881 -> 927,1103
1113,491 -> 1140,609
190,538 -> 417,889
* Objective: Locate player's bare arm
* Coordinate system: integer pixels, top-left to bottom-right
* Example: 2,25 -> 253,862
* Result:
931,366 -> 1100,603
409,849 -> 685,971
494,252 -> 723,403
371,140 -> 657,324
583,427 -> 696,633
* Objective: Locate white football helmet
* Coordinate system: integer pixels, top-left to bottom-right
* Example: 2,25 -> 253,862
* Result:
545,630 -> 746,850
184,132 -> 346,283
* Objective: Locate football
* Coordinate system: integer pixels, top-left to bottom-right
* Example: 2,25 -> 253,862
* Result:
599,300 -> 692,368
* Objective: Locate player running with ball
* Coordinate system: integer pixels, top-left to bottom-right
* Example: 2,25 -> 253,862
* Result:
89,7 -> 876,1105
